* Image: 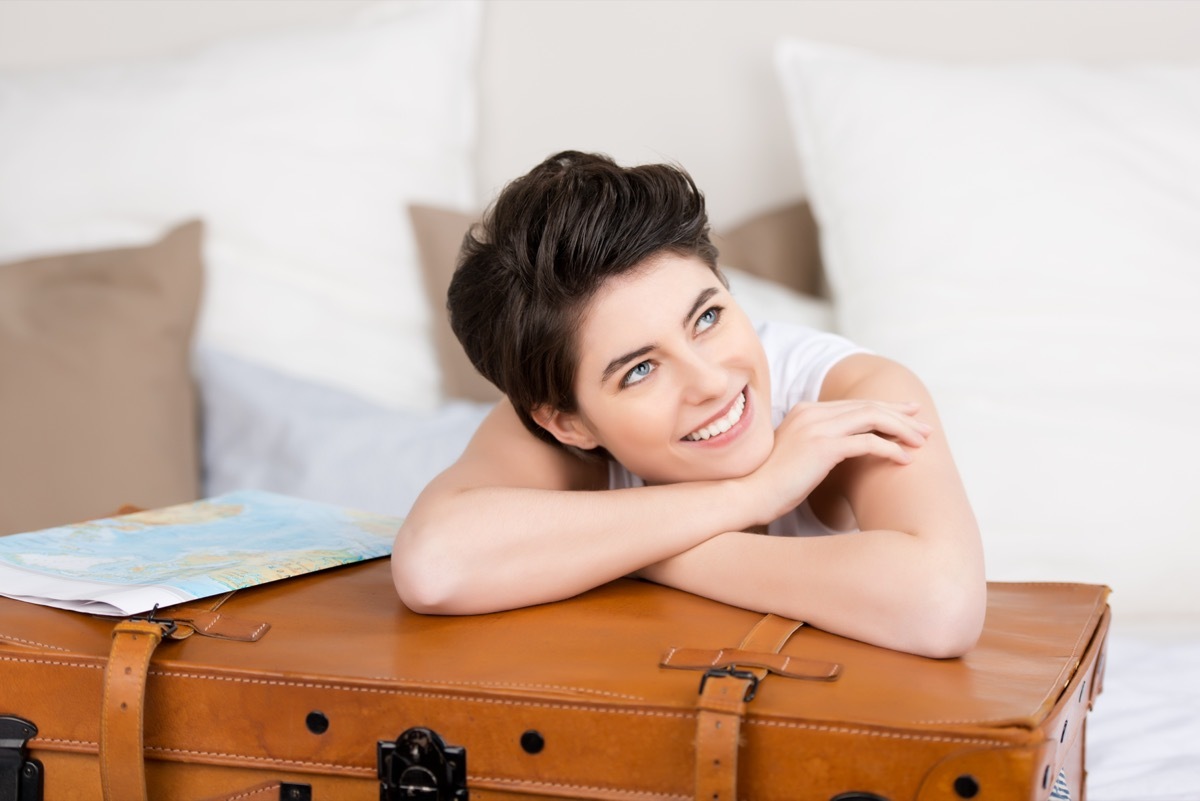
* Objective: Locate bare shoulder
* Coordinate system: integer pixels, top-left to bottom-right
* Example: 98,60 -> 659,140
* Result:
422,398 -> 606,497
820,353 -> 932,405
819,353 -> 977,538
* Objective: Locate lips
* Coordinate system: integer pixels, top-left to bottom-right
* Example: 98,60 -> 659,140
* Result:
682,390 -> 747,442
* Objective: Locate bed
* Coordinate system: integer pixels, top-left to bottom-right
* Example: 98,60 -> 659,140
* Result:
1,2 -> 1198,797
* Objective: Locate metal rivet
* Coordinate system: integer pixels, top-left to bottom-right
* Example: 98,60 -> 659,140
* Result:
305,711 -> 329,735
520,729 -> 545,754
954,774 -> 980,799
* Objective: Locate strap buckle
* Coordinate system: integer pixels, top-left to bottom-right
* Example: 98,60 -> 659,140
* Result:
698,666 -> 759,702
129,604 -> 178,638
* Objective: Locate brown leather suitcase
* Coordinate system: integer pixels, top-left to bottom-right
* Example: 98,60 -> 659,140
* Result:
0,558 -> 1108,801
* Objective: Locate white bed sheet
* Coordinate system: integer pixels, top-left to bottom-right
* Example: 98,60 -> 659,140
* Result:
1088,624 -> 1200,801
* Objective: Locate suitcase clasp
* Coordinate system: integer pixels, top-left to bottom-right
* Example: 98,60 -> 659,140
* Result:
0,715 -> 43,801
378,726 -> 468,801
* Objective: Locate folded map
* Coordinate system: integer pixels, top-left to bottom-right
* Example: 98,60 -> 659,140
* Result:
0,490 -> 399,616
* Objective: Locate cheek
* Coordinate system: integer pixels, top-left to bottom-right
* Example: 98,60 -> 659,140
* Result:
585,400 -> 680,473
597,399 -> 674,449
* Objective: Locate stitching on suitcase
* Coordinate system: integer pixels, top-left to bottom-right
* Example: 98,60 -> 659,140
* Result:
1,652 -> 646,702
193,614 -> 270,640
0,635 -> 73,652
368,677 -> 647,701
31,737 -> 95,748
195,614 -> 221,633
0,654 -> 102,668
662,646 -> 725,666
143,746 -> 369,771
749,718 -> 1006,746
149,672 -> 687,716
216,784 -> 283,800
151,670 -> 652,702
399,680 -> 645,701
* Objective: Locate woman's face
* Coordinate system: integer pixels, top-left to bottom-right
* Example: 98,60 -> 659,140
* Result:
540,253 -> 775,484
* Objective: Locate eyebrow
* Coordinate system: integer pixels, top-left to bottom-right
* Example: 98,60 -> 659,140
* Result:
598,286 -> 722,386
600,345 -> 655,386
683,287 -> 720,327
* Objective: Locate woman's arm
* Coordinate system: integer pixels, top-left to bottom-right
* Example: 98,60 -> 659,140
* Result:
392,399 -> 755,613
392,387 -> 929,616
637,355 -> 986,658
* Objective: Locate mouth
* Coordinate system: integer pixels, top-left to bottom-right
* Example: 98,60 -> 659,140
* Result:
682,390 -> 747,442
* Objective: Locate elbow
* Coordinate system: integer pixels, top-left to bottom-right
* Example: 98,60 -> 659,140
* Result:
915,615 -> 983,660
909,574 -> 987,659
390,520 -> 465,615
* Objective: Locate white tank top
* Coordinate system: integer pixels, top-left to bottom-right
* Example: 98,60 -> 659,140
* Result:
607,321 -> 869,537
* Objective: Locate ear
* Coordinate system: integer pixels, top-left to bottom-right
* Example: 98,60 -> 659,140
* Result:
531,405 -> 600,450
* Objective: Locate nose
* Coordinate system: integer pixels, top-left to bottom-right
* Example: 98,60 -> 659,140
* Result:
679,348 -> 727,406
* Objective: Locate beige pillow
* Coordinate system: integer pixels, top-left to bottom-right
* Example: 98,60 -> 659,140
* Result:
409,202 -> 827,403
0,221 -> 204,535
409,205 -> 504,403
709,201 -> 828,299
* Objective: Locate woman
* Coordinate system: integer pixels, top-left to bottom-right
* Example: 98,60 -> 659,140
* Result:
391,151 -> 986,659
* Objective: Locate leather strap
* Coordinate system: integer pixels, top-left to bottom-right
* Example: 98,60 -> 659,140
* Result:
169,607 -> 271,642
98,605 -> 268,801
695,675 -> 751,801
739,614 -> 805,654
687,614 -> 816,801
100,619 -> 170,801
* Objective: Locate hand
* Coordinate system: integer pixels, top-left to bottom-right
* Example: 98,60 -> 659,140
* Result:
740,399 -> 931,525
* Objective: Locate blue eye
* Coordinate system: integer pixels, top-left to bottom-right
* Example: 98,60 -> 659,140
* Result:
696,306 -> 722,333
621,360 -> 654,387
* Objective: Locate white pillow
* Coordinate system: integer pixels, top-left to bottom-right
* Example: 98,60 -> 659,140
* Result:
775,40 -> 1200,622
723,266 -> 835,332
0,1 -> 481,410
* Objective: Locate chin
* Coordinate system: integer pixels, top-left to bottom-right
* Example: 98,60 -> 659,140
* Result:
698,454 -> 769,483
668,440 -> 773,484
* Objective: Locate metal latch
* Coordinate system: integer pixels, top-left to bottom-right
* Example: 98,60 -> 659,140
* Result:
0,715 -> 42,801
378,727 -> 468,801
698,665 -> 760,702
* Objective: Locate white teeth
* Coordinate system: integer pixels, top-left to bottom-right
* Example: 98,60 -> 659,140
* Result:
684,392 -> 746,442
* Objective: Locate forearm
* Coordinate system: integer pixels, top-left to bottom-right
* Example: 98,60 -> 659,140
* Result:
392,479 -> 755,615
639,527 -> 985,658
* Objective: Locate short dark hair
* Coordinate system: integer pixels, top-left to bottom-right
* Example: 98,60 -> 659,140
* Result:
448,151 -> 722,450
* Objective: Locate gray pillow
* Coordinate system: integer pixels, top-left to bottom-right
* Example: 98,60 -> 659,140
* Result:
196,347 -> 492,517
